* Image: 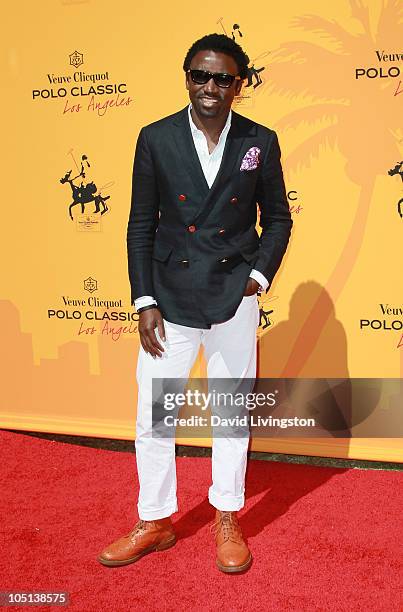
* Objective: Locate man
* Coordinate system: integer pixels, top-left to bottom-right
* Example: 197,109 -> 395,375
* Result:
98,33 -> 292,573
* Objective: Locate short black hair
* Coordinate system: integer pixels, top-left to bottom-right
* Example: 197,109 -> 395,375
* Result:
183,33 -> 250,80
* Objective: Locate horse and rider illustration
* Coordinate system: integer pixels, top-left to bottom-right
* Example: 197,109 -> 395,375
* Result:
388,161 -> 403,218
60,154 -> 110,220
257,294 -> 277,331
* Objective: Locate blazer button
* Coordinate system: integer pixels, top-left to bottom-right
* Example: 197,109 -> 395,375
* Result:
180,259 -> 189,267
178,194 -> 187,201
218,228 -> 226,235
188,225 -> 196,233
219,257 -> 228,263
230,197 -> 238,204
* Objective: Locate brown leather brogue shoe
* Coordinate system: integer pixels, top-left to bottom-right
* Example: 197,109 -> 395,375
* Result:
97,517 -> 176,567
211,510 -> 252,573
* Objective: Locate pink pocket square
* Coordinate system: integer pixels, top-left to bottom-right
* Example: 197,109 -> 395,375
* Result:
240,146 -> 261,171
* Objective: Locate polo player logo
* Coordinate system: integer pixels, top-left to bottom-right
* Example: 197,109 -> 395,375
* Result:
257,294 -> 277,332
387,161 -> 403,218
245,64 -> 265,90
216,18 -> 269,94
60,153 -> 110,220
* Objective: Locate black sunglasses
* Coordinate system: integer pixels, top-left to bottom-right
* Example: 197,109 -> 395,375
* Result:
187,69 -> 242,89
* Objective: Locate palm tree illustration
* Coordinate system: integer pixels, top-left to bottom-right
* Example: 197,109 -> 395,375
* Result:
265,0 -> 402,376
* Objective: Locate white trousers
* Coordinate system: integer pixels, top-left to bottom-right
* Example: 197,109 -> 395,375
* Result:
134,293 -> 259,520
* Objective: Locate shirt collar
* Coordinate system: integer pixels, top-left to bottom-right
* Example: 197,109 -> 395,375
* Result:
188,103 -> 232,140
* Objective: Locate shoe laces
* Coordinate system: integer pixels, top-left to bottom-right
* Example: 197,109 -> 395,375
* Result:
129,519 -> 150,541
210,511 -> 242,542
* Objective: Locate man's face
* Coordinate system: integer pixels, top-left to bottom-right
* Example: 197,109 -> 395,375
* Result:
185,50 -> 243,119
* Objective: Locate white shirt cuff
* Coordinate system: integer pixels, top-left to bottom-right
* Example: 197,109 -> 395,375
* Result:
134,295 -> 157,310
249,269 -> 270,292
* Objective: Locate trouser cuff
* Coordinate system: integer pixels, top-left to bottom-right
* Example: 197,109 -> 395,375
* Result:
208,488 -> 245,512
137,500 -> 178,521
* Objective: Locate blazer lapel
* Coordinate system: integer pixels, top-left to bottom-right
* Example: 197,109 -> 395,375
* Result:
171,106 -> 256,224
172,106 -> 210,198
208,113 -> 245,192
192,110 -> 255,226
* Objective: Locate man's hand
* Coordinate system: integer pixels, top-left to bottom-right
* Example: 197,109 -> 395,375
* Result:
243,278 -> 261,296
138,308 -> 166,358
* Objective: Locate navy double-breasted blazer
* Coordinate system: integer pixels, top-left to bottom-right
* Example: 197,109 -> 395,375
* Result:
127,105 -> 293,329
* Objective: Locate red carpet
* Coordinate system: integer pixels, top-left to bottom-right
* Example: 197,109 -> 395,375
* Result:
0,430 -> 402,611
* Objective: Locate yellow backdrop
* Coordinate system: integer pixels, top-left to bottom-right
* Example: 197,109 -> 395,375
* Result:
1,0 -> 402,462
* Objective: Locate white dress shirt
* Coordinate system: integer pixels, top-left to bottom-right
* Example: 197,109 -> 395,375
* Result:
134,103 -> 269,312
